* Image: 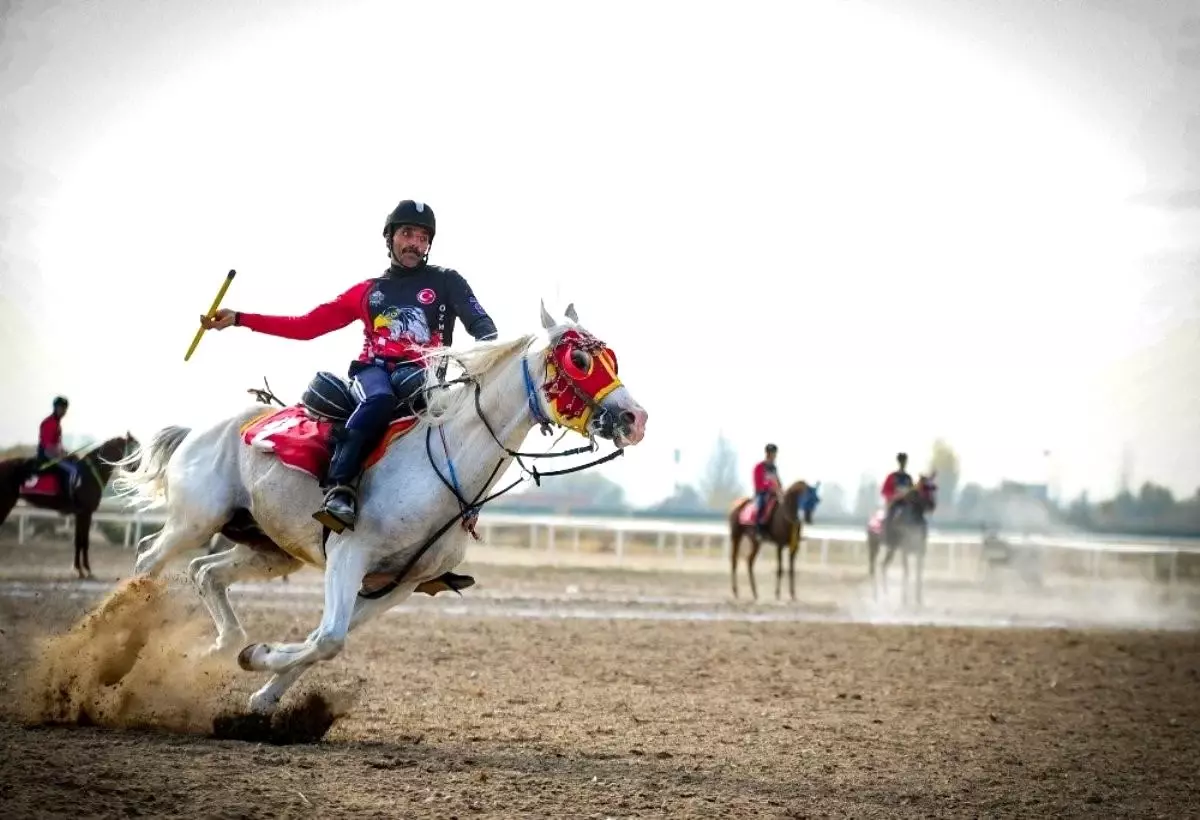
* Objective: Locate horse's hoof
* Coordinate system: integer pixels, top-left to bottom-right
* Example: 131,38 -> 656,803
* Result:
207,632 -> 248,659
247,690 -> 280,715
237,643 -> 264,671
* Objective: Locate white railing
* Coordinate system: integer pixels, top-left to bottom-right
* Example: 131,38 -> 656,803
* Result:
7,501 -> 1198,584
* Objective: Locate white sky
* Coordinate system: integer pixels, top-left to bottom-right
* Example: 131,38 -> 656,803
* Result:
1,0 -> 1198,506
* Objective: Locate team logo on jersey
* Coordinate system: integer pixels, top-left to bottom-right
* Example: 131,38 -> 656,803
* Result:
368,289 -> 385,307
417,287 -> 437,305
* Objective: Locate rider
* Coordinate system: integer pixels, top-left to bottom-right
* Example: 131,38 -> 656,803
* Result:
880,451 -> 914,529
751,443 -> 782,535
200,199 -> 499,533
37,396 -> 80,503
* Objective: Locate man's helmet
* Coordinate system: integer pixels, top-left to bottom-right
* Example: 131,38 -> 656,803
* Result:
765,443 -> 778,453
383,200 -> 436,241
896,452 -> 908,463
53,396 -> 69,408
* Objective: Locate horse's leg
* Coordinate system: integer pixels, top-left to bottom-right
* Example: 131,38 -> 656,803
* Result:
75,510 -> 93,578
239,538 -> 373,677
730,526 -> 741,599
880,543 -> 896,599
901,547 -> 910,607
788,542 -> 797,601
247,580 -> 417,714
916,545 -> 926,608
868,533 -> 879,600
746,538 -> 761,601
774,542 -> 783,600
187,543 -> 303,656
135,509 -> 230,577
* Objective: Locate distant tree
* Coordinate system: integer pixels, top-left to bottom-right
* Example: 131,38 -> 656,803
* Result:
646,484 -> 708,514
1136,481 -> 1176,520
0,443 -> 35,460
816,481 -> 848,516
853,474 -> 879,518
928,438 -> 961,509
515,470 -> 628,511
956,482 -> 986,521
699,433 -> 741,511
1066,491 -> 1093,528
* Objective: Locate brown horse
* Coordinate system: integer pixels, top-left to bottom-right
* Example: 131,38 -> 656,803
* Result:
867,474 -> 937,606
0,434 -> 138,578
729,480 -> 821,600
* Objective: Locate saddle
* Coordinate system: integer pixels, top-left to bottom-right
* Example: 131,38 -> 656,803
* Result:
20,471 -> 62,499
737,494 -> 778,528
19,459 -> 80,501
240,371 -> 423,482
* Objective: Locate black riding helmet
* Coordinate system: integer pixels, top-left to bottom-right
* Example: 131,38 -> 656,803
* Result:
53,396 -> 69,408
383,200 -> 436,242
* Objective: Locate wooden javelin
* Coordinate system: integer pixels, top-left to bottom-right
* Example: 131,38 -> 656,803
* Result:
184,269 -> 237,362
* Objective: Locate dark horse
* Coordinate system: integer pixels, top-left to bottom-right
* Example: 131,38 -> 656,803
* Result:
729,480 -> 821,601
867,474 -> 937,606
0,434 -> 138,578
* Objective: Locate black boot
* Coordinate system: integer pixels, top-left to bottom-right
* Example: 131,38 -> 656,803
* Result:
313,429 -> 373,533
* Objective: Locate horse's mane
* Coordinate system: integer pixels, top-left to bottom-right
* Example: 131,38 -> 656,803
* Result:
782,480 -> 810,498
412,332 -> 541,429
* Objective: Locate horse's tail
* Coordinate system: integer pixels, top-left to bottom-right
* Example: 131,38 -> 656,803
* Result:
111,425 -> 191,510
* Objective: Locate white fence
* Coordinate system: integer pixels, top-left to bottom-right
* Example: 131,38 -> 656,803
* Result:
8,502 -> 1200,584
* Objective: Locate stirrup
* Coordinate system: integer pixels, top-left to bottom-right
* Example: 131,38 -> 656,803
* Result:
312,484 -> 359,534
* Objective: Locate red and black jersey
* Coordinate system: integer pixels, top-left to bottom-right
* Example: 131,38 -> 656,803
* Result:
236,263 -> 498,365
37,414 -> 62,462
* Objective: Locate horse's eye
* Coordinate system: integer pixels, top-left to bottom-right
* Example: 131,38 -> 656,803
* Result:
570,349 -> 592,371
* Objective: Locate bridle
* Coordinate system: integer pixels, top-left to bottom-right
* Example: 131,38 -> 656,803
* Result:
360,329 -> 627,600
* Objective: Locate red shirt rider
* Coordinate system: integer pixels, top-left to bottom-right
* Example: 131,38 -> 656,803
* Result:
38,415 -> 62,460
753,443 -> 781,527
881,452 -> 913,508
37,396 -> 69,463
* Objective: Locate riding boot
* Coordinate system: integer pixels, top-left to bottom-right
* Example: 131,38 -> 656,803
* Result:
313,428 -> 375,533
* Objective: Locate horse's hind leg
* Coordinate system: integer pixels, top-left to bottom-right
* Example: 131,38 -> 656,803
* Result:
187,543 -> 303,656
75,511 -> 94,578
775,543 -> 784,601
730,529 -> 741,599
879,544 -> 896,600
746,539 -> 761,601
915,548 -> 925,607
788,544 -> 797,601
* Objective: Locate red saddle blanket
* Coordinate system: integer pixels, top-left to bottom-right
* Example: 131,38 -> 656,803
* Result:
20,472 -> 60,498
239,405 -> 419,480
738,495 -> 777,527
868,509 -> 886,535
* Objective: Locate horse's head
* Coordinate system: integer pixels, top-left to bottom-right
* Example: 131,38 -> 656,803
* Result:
536,300 -> 648,448
784,480 -> 821,524
96,432 -> 141,466
917,472 -> 938,511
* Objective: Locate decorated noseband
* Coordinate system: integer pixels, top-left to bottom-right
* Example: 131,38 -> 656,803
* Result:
540,329 -> 622,434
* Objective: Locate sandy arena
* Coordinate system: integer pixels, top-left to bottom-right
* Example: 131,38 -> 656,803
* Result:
0,535 -> 1198,818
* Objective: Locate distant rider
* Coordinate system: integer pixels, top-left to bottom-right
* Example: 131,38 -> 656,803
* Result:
37,396 -> 80,503
752,443 -> 782,535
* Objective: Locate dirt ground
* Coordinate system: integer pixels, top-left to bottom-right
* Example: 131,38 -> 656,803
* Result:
0,538 -> 1198,818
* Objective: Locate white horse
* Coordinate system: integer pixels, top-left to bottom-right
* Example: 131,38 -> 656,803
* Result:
114,301 -> 648,714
